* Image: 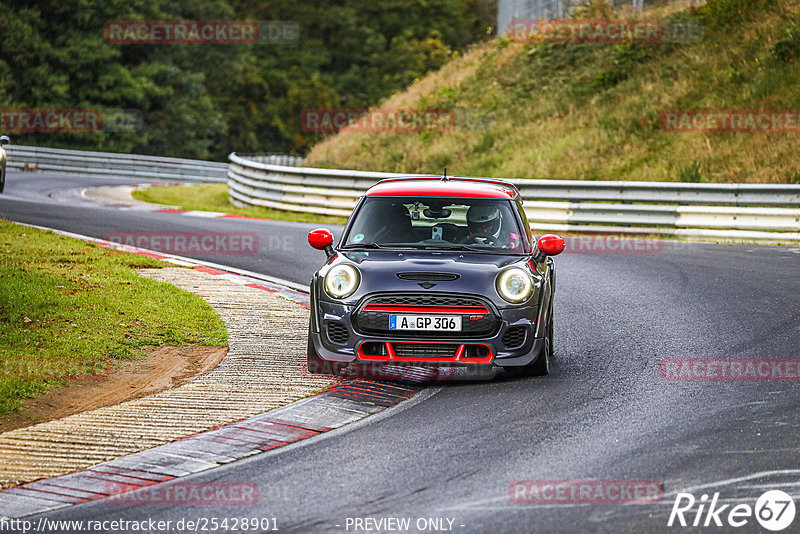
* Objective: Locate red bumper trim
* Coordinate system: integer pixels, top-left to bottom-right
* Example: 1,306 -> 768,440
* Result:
357,341 -> 493,364
363,305 -> 490,314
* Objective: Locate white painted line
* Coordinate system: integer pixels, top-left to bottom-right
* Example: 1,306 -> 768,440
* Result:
181,210 -> 228,218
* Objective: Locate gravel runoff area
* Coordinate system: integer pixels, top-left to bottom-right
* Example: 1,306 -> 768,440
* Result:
0,267 -> 333,486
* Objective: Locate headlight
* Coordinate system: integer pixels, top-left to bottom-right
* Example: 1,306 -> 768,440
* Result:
496,267 -> 533,303
324,264 -> 360,299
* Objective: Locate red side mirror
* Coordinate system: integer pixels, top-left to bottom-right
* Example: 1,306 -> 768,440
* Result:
308,228 -> 334,251
537,234 -> 566,257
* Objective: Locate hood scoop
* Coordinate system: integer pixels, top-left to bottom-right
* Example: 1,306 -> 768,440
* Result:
396,272 -> 460,282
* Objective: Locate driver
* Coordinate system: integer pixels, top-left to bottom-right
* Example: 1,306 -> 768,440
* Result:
464,205 -> 520,249
466,205 -> 502,244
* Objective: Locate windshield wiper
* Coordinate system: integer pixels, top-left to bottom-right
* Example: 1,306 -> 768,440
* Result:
421,244 -> 487,252
343,243 -> 490,253
341,243 -> 385,249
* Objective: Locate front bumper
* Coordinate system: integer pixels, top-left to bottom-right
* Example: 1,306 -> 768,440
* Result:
310,295 -> 543,368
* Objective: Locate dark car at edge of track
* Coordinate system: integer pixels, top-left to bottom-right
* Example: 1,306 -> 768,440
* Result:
305,176 -> 566,379
0,135 -> 10,194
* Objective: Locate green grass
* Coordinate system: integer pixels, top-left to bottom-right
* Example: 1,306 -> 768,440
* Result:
305,0 -> 800,184
0,220 -> 228,416
132,183 -> 348,225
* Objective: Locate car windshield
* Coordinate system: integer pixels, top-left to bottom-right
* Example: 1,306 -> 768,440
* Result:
342,196 -> 526,253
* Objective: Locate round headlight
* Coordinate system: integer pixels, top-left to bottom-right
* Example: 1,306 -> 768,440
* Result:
324,264 -> 360,299
496,267 -> 533,303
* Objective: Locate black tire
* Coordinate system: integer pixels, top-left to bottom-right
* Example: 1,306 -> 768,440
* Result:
306,320 -> 324,373
306,319 -> 347,376
0,169 -> 5,194
506,303 -> 553,377
535,309 -> 554,376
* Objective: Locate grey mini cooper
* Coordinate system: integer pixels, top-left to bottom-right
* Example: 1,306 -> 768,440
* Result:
306,176 -> 566,379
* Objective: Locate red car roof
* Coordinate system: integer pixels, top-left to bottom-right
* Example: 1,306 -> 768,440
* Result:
366,178 -> 518,199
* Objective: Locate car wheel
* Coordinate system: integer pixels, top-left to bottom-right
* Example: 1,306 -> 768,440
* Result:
527,312 -> 552,376
506,303 -> 553,377
306,319 -> 324,373
306,319 -> 347,376
0,169 -> 5,194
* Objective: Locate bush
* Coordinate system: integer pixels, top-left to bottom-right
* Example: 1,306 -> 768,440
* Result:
772,24 -> 800,63
702,0 -> 776,30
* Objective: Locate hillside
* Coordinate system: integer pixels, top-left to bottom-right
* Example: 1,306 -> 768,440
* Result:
305,0 -> 800,183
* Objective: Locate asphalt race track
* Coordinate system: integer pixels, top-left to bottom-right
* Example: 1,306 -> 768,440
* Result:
2,170 -> 800,533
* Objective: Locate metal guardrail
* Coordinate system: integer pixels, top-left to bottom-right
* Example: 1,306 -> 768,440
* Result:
228,152 -> 800,243
237,153 -> 305,167
3,144 -> 796,243
5,145 -> 229,182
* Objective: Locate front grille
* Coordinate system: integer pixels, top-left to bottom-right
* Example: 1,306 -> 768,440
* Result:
368,294 -> 486,307
326,322 -> 349,344
353,293 -> 499,338
502,326 -> 527,349
357,311 -> 495,337
393,343 -> 458,358
396,272 -> 460,282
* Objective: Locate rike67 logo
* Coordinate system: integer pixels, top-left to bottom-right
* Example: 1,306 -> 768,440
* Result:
668,490 -> 796,531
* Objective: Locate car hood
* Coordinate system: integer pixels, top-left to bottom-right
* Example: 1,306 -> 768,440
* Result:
332,249 -> 537,307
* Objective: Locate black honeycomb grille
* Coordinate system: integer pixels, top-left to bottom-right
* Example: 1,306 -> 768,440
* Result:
326,322 -> 349,344
393,343 -> 458,358
367,294 -> 486,308
502,326 -> 527,349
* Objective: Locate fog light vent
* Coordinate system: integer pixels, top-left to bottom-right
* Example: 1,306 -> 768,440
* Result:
502,326 -> 527,349
326,322 -> 349,344
360,342 -> 387,357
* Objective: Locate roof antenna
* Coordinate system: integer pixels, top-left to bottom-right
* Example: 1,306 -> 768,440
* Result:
442,168 -> 448,181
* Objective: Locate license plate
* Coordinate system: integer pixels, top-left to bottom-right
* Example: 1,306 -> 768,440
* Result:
389,315 -> 462,331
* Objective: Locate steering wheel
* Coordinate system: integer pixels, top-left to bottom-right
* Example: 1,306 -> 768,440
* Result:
464,233 -> 497,246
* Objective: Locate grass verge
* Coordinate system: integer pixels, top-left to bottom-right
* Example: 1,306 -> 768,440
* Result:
0,220 -> 228,417
132,183 -> 349,225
